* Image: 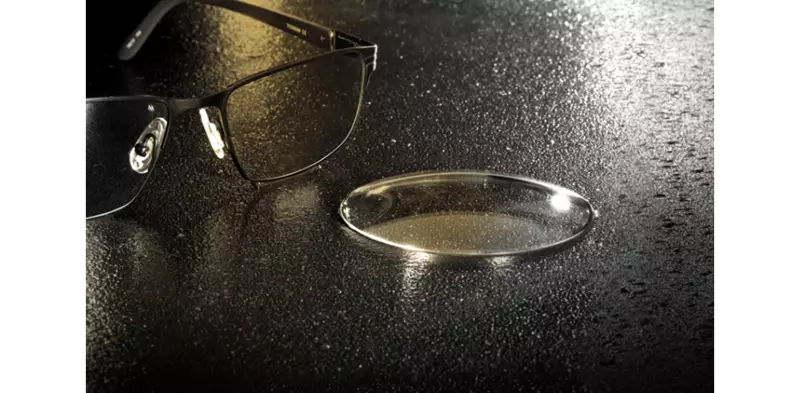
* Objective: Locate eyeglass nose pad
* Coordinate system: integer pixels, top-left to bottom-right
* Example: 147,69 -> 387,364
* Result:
129,117 -> 167,174
199,107 -> 226,159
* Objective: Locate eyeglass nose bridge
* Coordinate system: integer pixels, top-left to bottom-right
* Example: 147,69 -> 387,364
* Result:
199,107 -> 227,159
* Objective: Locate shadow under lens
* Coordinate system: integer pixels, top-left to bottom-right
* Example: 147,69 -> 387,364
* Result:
226,51 -> 365,180
86,99 -> 169,218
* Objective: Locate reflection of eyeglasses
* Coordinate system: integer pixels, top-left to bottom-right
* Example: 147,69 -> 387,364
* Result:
86,0 -> 378,219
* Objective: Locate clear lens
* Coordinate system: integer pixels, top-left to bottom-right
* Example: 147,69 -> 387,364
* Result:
340,171 -> 596,256
225,51 -> 365,180
86,99 -> 169,218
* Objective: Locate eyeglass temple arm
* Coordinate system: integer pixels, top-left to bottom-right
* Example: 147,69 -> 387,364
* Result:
118,0 -> 375,61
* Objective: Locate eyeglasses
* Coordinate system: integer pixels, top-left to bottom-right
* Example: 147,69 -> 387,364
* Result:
86,0 -> 377,219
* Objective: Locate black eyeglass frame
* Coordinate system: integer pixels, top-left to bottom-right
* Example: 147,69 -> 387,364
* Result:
87,0 -> 378,218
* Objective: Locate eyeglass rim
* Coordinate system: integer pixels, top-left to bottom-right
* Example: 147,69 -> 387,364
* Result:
87,0 -> 379,219
220,49 -> 371,182
86,47 -> 373,219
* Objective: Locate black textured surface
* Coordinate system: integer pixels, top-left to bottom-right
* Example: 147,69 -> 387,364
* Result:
86,1 -> 714,391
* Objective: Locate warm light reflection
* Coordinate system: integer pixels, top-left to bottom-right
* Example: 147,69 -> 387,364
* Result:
208,0 -> 321,80
400,251 -> 434,301
489,256 -> 515,268
407,251 -> 435,265
274,182 -> 320,217
549,192 -> 572,212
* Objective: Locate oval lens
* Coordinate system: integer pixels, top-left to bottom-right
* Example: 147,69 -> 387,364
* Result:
339,171 -> 596,256
86,99 -> 169,218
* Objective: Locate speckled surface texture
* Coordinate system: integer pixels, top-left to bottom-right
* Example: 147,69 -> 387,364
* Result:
87,0 -> 714,391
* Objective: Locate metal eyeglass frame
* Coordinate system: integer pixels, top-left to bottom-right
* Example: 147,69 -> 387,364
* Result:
87,0 -> 378,219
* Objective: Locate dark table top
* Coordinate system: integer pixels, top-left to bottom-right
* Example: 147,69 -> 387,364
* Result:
86,0 -> 714,391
